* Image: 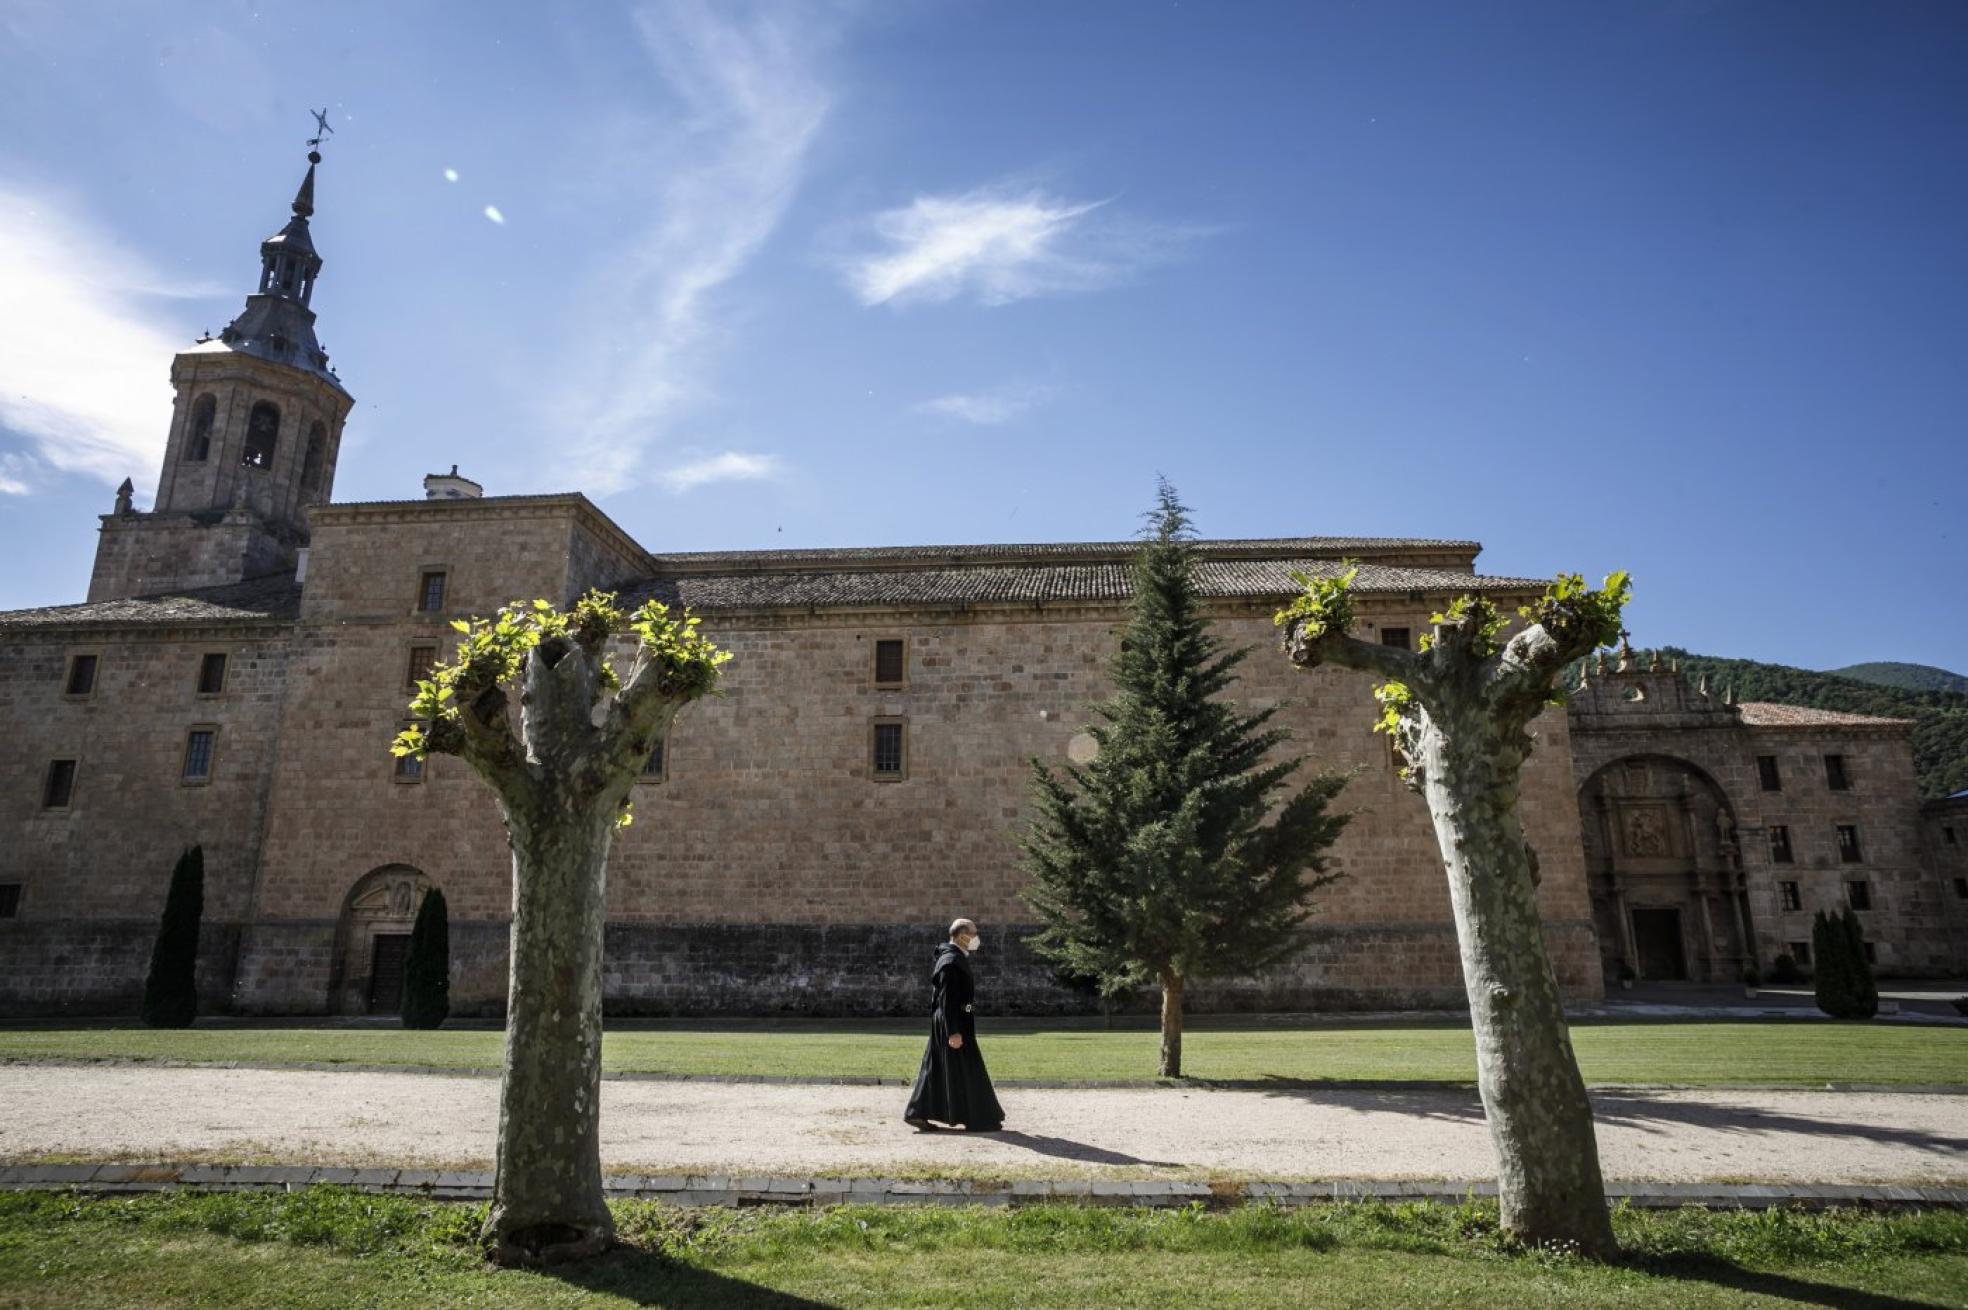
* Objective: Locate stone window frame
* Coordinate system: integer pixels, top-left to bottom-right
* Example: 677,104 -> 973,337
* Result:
1846,878 -> 1872,911
1778,880 -> 1802,912
393,720 -> 429,785
413,565 -> 451,617
1836,823 -> 1864,864
1823,753 -> 1851,792
42,757 -> 79,811
637,736 -> 669,784
180,724 -> 220,787
404,641 -> 439,692
62,649 -> 102,700
0,882 -> 20,918
1767,824 -> 1794,864
1756,755 -> 1782,792
195,650 -> 230,698
871,636 -> 909,690
870,715 -> 909,782
1378,625 -> 1413,652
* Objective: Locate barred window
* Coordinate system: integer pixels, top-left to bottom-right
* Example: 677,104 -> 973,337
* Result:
406,644 -> 437,690
1836,824 -> 1863,864
1380,627 -> 1412,651
643,740 -> 665,778
1846,879 -> 1871,911
1768,825 -> 1793,864
1779,880 -> 1801,911
872,719 -> 906,779
197,652 -> 228,695
395,722 -> 426,784
417,570 -> 448,613
64,654 -> 98,697
181,729 -> 216,783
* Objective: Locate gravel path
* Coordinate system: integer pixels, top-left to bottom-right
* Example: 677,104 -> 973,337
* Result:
2,1066 -> 1963,1183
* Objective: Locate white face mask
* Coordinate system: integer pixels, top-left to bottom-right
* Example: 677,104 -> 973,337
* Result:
965,933 -> 983,952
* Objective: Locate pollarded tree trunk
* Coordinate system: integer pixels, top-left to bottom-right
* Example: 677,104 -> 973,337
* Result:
482,805 -> 617,1265
1279,570 -> 1629,1258
1159,973 -> 1185,1078
1413,709 -> 1613,1255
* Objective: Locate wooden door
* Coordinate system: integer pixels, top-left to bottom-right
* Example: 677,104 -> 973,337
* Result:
366,933 -> 411,1014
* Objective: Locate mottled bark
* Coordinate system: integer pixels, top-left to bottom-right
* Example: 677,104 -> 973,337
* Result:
1159,973 -> 1185,1078
1284,616 -> 1617,1258
482,805 -> 615,1265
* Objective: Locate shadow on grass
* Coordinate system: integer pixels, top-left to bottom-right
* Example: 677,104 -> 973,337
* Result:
544,1245 -> 838,1309
1645,1254 -> 1955,1310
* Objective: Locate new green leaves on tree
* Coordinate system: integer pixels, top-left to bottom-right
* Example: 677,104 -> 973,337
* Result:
1023,482 -> 1352,1078
1276,565 -> 1631,1259
401,887 -> 450,1031
141,846 -> 204,1029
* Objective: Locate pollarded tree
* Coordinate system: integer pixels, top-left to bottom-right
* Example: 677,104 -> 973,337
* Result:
1277,568 -> 1629,1258
392,590 -> 729,1266
1023,483 -> 1353,1078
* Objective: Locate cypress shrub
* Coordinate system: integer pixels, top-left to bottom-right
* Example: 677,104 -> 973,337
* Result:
401,887 -> 450,1030
1839,905 -> 1879,1019
141,846 -> 204,1029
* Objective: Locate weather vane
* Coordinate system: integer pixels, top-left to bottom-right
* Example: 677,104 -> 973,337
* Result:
306,107 -> 334,151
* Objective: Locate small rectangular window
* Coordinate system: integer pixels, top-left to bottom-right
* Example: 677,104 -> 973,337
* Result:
871,719 -> 906,779
1380,627 -> 1412,651
642,740 -> 666,779
1779,880 -> 1801,911
181,729 -> 216,784
1952,877 -> 1967,900
406,644 -> 437,690
1757,755 -> 1781,791
1945,826 -> 1957,846
0,884 -> 18,918
1837,824 -> 1863,864
1862,941 -> 1877,965
1823,754 -> 1849,791
1788,940 -> 1812,967
197,652 -> 228,695
417,570 -> 448,613
64,654 -> 98,697
394,722 -> 426,783
43,759 -> 76,809
1846,879 -> 1871,911
873,639 -> 906,687
1768,824 -> 1793,864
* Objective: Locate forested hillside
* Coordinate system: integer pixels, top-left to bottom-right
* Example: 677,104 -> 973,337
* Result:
1657,648 -> 1968,799
1828,662 -> 1968,696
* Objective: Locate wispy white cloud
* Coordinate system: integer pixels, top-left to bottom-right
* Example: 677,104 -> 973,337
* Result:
550,0 -> 836,495
847,185 -> 1203,308
0,183 -> 214,496
914,382 -> 1057,426
659,450 -> 780,493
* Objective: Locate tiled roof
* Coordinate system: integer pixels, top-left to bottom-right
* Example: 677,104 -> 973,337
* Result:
0,573 -> 302,629
649,535 -> 1481,570
1735,702 -> 1913,729
627,558 -> 1546,613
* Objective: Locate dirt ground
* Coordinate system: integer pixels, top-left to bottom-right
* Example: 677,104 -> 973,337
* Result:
2,1065 -> 1964,1182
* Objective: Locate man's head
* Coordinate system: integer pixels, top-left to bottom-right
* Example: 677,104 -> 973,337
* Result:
948,918 -> 981,952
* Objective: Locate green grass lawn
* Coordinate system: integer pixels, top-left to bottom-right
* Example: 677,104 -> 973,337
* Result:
1,1018 -> 1964,1086
1,1189 -> 1964,1309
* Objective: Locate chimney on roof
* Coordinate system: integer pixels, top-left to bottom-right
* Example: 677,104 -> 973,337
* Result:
423,464 -> 483,500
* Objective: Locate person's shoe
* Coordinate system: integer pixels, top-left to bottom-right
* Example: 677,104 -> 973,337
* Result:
904,1116 -> 937,1131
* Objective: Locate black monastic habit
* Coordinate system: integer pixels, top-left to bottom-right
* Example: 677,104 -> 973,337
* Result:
904,942 -> 1005,1129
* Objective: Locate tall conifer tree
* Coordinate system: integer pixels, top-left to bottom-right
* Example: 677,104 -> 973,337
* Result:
141,845 -> 204,1029
1021,481 -> 1352,1077
401,887 -> 451,1030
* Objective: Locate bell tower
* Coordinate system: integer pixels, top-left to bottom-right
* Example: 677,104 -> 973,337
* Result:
88,139 -> 356,602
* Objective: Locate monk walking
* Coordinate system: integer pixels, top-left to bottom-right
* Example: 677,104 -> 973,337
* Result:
904,917 -> 1005,1132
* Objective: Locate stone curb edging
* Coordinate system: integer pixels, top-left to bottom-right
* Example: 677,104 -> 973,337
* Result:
6,1059 -> 1966,1097
3,1162 -> 1963,1212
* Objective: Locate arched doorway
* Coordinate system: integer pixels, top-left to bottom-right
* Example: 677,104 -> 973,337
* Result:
1578,754 -> 1752,985
331,865 -> 433,1015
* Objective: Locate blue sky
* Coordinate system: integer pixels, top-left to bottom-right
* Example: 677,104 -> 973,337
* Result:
1,1 -> 1963,671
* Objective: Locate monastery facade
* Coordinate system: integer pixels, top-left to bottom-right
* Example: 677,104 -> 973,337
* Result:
2,154 -> 1960,1018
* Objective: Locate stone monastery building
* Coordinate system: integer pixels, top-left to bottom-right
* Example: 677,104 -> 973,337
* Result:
4,153 -> 1963,1018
